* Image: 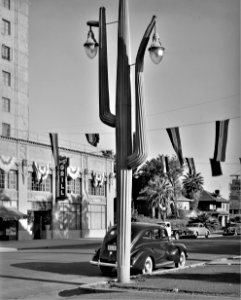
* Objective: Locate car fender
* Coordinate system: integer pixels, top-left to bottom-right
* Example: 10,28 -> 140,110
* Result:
168,243 -> 188,261
131,248 -> 154,270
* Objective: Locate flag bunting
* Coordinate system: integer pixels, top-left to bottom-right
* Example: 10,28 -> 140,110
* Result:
166,127 -> 184,166
85,134 -> 100,147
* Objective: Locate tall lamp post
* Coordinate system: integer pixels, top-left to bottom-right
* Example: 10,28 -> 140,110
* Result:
84,0 -> 164,283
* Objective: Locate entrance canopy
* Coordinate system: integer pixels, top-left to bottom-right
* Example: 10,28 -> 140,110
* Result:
0,206 -> 27,221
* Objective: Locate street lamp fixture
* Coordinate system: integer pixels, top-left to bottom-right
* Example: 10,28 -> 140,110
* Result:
148,30 -> 165,64
83,0 -> 164,283
84,26 -> 99,59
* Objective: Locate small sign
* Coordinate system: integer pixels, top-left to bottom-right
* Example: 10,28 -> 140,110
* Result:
57,156 -> 69,200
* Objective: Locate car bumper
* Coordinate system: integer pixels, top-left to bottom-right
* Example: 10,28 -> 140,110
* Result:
90,259 -> 117,268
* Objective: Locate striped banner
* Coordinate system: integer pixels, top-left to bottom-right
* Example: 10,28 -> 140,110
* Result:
160,155 -> 170,174
185,157 -> 196,175
85,133 -> 100,147
210,158 -> 222,176
166,127 -> 184,166
49,133 -> 59,167
213,119 -> 229,162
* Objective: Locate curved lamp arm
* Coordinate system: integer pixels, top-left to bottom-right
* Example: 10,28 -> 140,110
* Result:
127,15 -> 156,169
99,7 -> 116,127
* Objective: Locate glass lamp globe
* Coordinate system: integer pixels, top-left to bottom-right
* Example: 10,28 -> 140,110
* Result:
148,33 -> 165,64
84,29 -> 99,59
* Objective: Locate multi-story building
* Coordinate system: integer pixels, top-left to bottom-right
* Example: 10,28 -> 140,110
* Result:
1,0 -> 29,140
0,0 -> 115,241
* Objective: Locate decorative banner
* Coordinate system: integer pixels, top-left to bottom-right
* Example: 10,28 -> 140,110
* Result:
22,159 -> 28,184
213,119 -> 229,162
49,133 -> 59,167
92,172 -> 105,187
210,158 -> 222,176
57,156 -> 69,199
185,157 -> 196,175
67,165 -> 81,179
85,133 -> 100,147
166,127 -> 184,166
0,155 -> 16,172
165,156 -> 169,173
32,162 -> 50,183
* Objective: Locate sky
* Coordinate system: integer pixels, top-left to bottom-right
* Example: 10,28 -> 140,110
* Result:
28,0 -> 240,199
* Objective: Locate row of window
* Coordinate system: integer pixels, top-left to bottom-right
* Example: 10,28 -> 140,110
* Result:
57,203 -> 106,230
0,169 -> 106,196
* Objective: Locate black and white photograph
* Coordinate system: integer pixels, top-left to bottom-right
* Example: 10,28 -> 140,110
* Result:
0,0 -> 240,299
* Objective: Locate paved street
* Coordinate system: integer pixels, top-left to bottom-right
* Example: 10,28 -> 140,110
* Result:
0,236 -> 240,299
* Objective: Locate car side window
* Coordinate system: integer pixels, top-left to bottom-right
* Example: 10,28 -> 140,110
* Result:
143,230 -> 152,240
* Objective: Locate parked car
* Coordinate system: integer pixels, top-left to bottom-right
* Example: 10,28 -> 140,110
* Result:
180,223 -> 210,238
90,222 -> 188,275
157,221 -> 172,237
223,223 -> 241,236
157,221 -> 182,240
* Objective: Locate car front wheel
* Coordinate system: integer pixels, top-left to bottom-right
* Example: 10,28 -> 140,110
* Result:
142,256 -> 153,274
175,251 -> 186,268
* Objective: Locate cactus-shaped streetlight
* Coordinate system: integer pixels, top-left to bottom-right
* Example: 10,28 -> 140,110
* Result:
84,0 -> 164,283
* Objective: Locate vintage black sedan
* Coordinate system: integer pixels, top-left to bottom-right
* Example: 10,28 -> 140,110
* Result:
90,222 -> 188,275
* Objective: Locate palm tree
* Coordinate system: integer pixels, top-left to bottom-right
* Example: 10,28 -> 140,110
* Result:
139,176 -> 174,220
182,172 -> 204,211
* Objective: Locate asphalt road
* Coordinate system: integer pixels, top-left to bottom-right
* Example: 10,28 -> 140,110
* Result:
0,236 -> 240,300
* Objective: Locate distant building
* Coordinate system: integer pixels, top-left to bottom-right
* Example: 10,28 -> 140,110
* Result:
198,190 -> 229,227
229,174 -> 241,215
0,0 -> 116,241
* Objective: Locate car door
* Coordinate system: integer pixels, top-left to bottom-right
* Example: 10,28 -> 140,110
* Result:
151,228 -> 170,264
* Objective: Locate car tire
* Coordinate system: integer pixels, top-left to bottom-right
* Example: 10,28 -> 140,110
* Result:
175,232 -> 180,240
205,231 -> 209,238
142,256 -> 153,275
99,266 -> 113,276
175,251 -> 186,268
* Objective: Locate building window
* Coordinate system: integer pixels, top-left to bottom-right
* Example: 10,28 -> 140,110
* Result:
2,44 -> 11,60
57,202 -> 81,230
27,172 -> 52,192
2,97 -> 10,112
2,19 -> 11,35
2,123 -> 10,137
88,204 -> 106,230
0,169 -> 18,189
88,179 -> 106,196
2,71 -> 11,86
67,177 -> 81,194
3,0 -> 10,9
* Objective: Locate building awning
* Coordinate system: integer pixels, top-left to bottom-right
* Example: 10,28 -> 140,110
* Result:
0,206 -> 27,221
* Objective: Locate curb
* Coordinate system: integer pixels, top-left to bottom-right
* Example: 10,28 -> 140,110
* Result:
79,256 -> 240,293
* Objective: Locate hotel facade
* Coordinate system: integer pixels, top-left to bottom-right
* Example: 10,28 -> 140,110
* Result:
0,0 -> 115,241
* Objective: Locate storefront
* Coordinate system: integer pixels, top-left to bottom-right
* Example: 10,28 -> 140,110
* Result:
0,206 -> 26,240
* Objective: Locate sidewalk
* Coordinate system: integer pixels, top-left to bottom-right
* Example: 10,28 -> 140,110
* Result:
0,238 -> 102,251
